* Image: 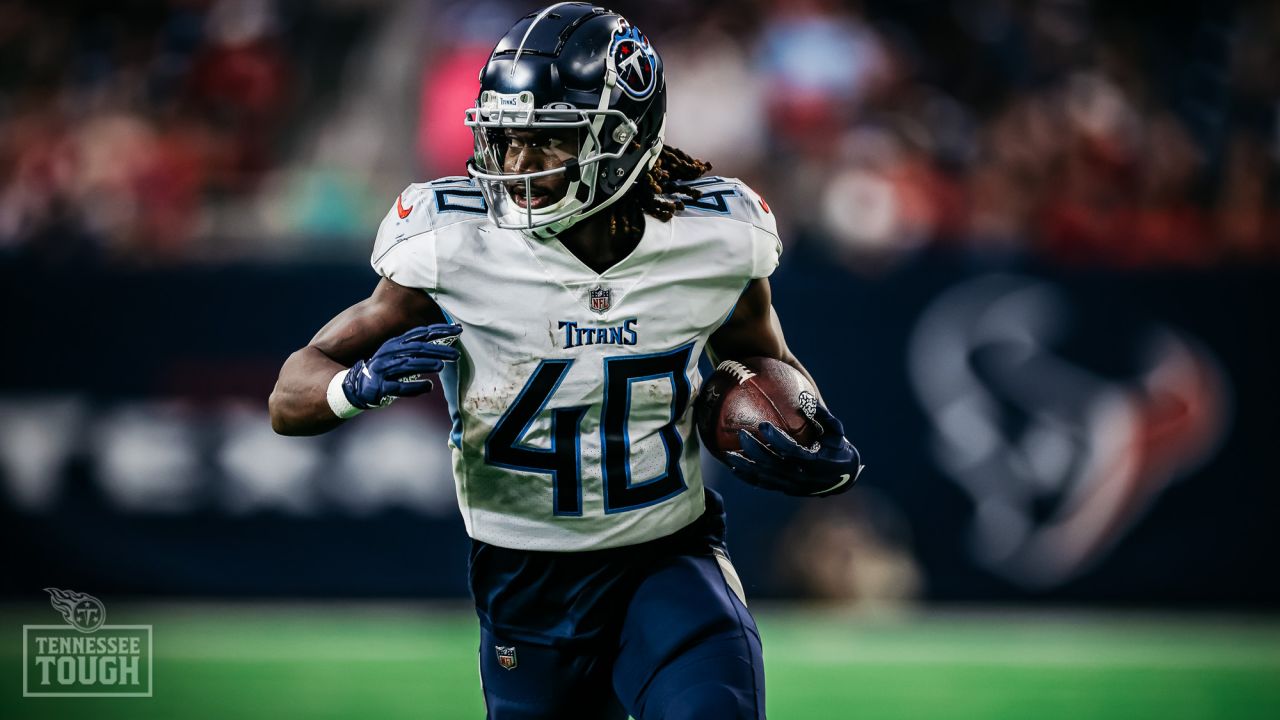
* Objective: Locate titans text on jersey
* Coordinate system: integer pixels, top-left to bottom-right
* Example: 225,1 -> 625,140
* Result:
558,318 -> 638,349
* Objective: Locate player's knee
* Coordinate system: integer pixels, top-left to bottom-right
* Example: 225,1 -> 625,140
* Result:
660,681 -> 759,720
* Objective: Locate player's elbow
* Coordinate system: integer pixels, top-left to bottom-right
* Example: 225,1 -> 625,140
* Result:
268,380 -> 341,437
267,374 -> 311,437
267,387 -> 298,436
267,397 -> 326,437
268,411 -> 291,436
268,349 -> 346,437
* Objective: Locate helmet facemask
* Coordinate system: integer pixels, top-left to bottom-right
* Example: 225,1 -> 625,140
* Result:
466,89 -> 657,239
474,119 -> 587,222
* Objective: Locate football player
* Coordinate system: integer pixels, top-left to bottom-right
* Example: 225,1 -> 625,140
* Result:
269,4 -> 863,718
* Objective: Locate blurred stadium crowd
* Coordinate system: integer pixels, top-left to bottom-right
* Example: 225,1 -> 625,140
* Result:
2,0 -> 1276,612
0,0 -> 1275,268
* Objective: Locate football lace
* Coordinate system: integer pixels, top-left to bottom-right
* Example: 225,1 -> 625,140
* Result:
716,360 -> 757,384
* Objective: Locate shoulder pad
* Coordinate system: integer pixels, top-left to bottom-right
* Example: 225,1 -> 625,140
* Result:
671,176 -> 781,279
670,176 -> 777,234
375,177 -> 487,247
371,177 -> 489,291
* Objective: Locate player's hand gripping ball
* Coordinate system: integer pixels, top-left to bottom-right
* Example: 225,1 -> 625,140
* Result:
695,357 -> 863,497
342,324 -> 462,410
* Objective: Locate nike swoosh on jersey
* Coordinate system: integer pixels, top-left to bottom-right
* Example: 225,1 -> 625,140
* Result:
396,194 -> 414,219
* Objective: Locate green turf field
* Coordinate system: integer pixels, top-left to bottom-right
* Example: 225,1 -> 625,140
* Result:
3,604 -> 1278,719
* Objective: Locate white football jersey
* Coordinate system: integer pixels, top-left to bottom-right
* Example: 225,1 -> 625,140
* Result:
370,176 -> 781,551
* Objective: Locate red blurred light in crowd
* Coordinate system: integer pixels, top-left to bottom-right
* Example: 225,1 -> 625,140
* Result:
418,47 -> 491,178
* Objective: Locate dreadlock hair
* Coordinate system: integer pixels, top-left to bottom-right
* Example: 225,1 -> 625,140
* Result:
607,145 -> 713,242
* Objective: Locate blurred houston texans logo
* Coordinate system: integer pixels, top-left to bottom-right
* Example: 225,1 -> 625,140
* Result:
908,276 -> 1230,588
611,22 -> 657,99
45,587 -> 107,633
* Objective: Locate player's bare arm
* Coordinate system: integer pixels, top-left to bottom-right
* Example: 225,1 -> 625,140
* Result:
708,278 -> 864,497
268,278 -> 455,436
708,277 -> 821,399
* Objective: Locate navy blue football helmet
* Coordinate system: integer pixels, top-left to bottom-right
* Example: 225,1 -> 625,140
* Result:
465,3 -> 667,239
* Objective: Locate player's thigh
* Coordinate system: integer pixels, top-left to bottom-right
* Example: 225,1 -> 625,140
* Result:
478,626 -> 627,720
612,549 -> 765,720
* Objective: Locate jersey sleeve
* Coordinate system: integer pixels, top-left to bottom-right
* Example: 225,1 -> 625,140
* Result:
673,176 -> 783,280
370,183 -> 440,292
736,182 -> 783,279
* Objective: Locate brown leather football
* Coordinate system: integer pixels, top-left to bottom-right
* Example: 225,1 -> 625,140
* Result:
695,356 -> 822,461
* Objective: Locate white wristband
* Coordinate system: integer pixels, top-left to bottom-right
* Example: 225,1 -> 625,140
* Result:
326,369 -> 364,419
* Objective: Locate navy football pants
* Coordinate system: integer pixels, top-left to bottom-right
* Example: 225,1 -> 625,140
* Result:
475,547 -> 766,719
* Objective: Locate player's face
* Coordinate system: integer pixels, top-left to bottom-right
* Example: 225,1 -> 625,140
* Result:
500,128 -> 580,209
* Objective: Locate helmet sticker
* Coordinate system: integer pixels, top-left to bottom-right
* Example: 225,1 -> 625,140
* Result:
610,22 -> 658,100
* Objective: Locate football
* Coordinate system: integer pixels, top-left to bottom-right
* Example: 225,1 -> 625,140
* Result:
695,356 -> 822,461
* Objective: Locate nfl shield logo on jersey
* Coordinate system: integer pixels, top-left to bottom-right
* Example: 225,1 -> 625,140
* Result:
495,645 -> 517,670
589,286 -> 612,314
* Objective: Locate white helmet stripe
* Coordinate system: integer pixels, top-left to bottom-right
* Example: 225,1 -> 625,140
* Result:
509,2 -> 578,78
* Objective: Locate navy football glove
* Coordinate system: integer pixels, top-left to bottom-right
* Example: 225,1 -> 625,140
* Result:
723,404 -> 864,497
342,324 -> 462,410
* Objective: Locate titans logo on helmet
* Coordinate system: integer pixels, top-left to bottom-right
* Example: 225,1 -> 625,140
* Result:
611,22 -> 657,99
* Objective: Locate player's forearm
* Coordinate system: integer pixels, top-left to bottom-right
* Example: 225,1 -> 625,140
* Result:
268,346 -> 348,436
709,280 -> 825,404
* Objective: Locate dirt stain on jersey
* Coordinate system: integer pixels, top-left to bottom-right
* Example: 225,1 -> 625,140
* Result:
463,386 -> 522,416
